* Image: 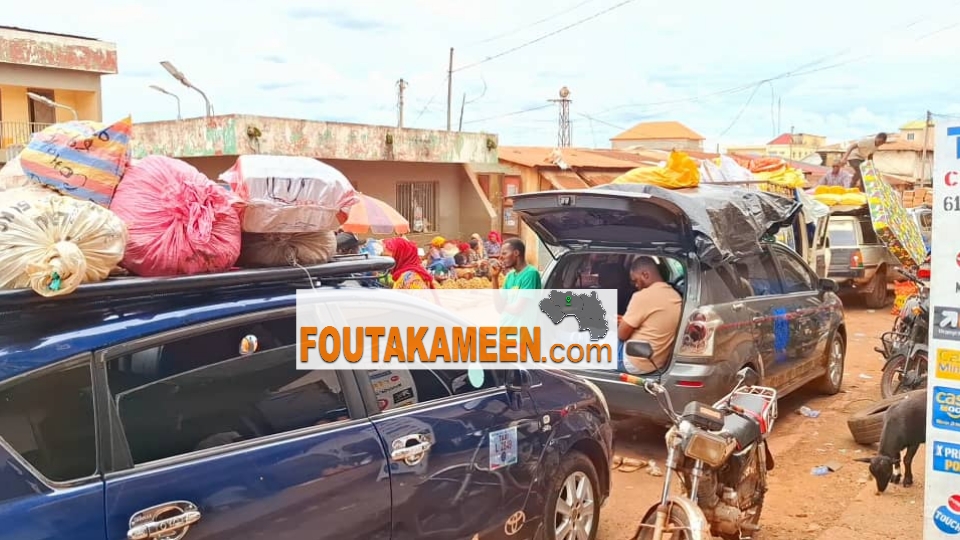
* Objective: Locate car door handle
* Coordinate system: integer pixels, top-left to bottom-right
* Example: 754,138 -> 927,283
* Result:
128,500 -> 201,540
391,434 -> 432,466
732,302 -> 745,311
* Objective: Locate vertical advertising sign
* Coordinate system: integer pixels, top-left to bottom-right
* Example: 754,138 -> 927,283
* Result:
926,122 -> 960,537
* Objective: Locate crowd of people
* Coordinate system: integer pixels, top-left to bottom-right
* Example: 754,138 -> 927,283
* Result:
335,229 -> 679,377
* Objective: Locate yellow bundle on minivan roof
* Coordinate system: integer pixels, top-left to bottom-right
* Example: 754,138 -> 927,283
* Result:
612,151 -> 700,189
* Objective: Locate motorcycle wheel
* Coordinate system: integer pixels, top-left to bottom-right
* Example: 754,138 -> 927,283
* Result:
633,503 -> 699,540
880,354 -> 908,399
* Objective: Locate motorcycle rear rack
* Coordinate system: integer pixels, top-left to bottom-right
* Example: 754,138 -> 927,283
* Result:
877,331 -> 911,359
730,386 -> 778,435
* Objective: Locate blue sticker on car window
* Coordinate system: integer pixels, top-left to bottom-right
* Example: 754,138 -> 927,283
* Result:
468,368 -> 485,388
490,426 -> 518,470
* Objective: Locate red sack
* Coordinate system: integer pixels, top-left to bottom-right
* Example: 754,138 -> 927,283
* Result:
110,156 -> 241,276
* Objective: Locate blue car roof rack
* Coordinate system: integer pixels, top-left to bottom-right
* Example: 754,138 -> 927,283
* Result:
0,254 -> 395,310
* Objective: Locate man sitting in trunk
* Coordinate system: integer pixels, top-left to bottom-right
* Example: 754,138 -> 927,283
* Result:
616,257 -> 683,374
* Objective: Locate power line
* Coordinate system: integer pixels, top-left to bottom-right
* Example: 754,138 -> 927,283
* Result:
462,103 -> 553,125
715,82 -> 764,139
462,0 -> 601,48
412,75 -> 448,125
592,10 -> 960,116
453,0 -> 640,73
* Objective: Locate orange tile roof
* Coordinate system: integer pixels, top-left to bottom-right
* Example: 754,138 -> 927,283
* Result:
498,146 -> 640,169
611,121 -> 704,141
768,133 -> 793,145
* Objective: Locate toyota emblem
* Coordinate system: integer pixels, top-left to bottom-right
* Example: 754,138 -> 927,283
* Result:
504,510 -> 526,536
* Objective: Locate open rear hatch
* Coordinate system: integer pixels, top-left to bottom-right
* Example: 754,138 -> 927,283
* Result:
512,184 -> 802,264
511,189 -> 692,253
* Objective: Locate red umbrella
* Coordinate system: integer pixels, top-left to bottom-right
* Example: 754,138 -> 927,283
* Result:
338,193 -> 410,235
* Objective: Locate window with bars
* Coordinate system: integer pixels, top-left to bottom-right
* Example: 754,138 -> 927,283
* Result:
396,182 -> 439,233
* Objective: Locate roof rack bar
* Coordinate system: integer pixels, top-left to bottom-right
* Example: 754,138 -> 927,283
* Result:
0,254 -> 395,308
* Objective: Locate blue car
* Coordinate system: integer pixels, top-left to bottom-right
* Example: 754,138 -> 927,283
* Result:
0,256 -> 612,540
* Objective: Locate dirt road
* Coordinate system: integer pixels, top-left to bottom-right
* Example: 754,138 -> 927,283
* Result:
597,303 -> 924,540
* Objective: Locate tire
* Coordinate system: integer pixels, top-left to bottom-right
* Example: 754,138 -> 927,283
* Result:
863,267 -> 889,309
545,451 -> 600,540
847,393 -> 913,445
813,331 -> 845,395
633,502 -> 701,540
880,354 -> 908,399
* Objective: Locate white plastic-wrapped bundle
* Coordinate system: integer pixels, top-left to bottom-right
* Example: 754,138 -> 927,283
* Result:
219,155 -> 359,233
0,194 -> 128,297
238,231 -> 337,267
0,156 -> 29,189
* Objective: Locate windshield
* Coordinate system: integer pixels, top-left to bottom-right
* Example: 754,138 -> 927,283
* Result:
828,220 -> 858,246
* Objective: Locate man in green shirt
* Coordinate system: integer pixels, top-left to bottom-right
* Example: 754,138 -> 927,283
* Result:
491,238 -> 541,334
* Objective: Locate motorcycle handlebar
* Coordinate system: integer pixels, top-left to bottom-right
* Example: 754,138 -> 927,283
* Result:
896,267 -> 922,285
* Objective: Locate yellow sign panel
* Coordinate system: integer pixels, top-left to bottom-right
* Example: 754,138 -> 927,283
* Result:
936,349 -> 960,381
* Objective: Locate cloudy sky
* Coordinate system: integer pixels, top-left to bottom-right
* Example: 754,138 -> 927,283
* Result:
10,0 -> 960,149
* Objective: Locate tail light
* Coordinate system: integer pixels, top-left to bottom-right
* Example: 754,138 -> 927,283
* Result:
678,308 -> 723,357
850,250 -> 863,269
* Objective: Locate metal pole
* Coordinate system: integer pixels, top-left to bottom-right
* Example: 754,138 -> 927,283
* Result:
920,110 -> 932,186
446,47 -> 454,131
397,79 -> 407,128
458,92 -> 466,132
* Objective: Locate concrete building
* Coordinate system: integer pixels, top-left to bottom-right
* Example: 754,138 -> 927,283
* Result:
610,121 -> 704,152
131,115 -> 500,243
726,132 -> 826,161
0,26 -> 117,161
899,119 -> 934,145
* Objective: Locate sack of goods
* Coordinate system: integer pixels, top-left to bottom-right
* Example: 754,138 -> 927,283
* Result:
18,117 -> 133,206
0,156 -> 31,189
238,231 -> 337,267
110,155 -> 242,277
219,155 -> 359,233
0,193 -> 127,297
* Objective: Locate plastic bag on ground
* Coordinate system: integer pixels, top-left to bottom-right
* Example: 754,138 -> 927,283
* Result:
238,231 -> 337,267
18,117 -> 133,206
0,194 -> 127,297
110,155 -> 242,276
612,151 -> 700,189
220,155 -> 360,233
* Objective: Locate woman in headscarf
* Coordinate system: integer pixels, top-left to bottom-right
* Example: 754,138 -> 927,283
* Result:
484,231 -> 502,258
454,241 -> 477,266
470,233 -> 486,258
383,237 -> 435,289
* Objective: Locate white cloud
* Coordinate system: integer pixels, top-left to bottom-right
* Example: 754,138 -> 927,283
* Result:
9,0 -> 960,148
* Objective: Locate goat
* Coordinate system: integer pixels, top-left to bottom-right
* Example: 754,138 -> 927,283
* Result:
854,389 -> 927,494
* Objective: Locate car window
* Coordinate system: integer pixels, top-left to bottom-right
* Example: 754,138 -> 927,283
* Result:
771,248 -> 816,293
332,303 -> 504,411
918,211 -> 932,229
827,220 -> 857,246
858,217 -> 880,245
106,317 -> 350,465
0,364 -> 96,482
699,264 -> 743,304
367,368 -> 503,412
731,251 -> 783,296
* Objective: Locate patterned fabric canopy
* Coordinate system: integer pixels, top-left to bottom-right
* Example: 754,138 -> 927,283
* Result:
339,193 -> 410,235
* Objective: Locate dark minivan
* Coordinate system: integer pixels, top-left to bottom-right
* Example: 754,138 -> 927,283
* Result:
512,184 -> 848,423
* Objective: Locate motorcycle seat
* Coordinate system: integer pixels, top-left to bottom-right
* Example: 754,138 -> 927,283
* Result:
720,411 -> 762,450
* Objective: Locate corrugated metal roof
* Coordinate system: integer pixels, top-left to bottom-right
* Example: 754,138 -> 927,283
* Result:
498,146 -> 641,169
0,25 -> 102,42
541,171 -> 590,190
611,121 -> 704,141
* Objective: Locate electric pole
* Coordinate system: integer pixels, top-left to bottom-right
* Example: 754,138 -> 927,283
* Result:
548,86 -> 572,147
396,78 -> 407,128
921,110 -> 933,186
446,48 -> 454,131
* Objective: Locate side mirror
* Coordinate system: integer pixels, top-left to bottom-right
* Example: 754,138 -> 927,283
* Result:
736,367 -> 761,387
819,278 -> 839,293
625,340 -> 654,360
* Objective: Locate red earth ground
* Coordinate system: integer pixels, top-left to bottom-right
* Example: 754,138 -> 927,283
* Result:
597,302 -> 925,540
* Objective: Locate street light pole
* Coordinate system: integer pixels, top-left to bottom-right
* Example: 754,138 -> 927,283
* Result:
160,61 -> 214,117
26,92 -> 78,121
148,85 -> 182,120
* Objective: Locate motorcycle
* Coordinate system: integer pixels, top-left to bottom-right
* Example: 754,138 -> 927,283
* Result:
876,266 -> 929,398
620,341 -> 778,540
